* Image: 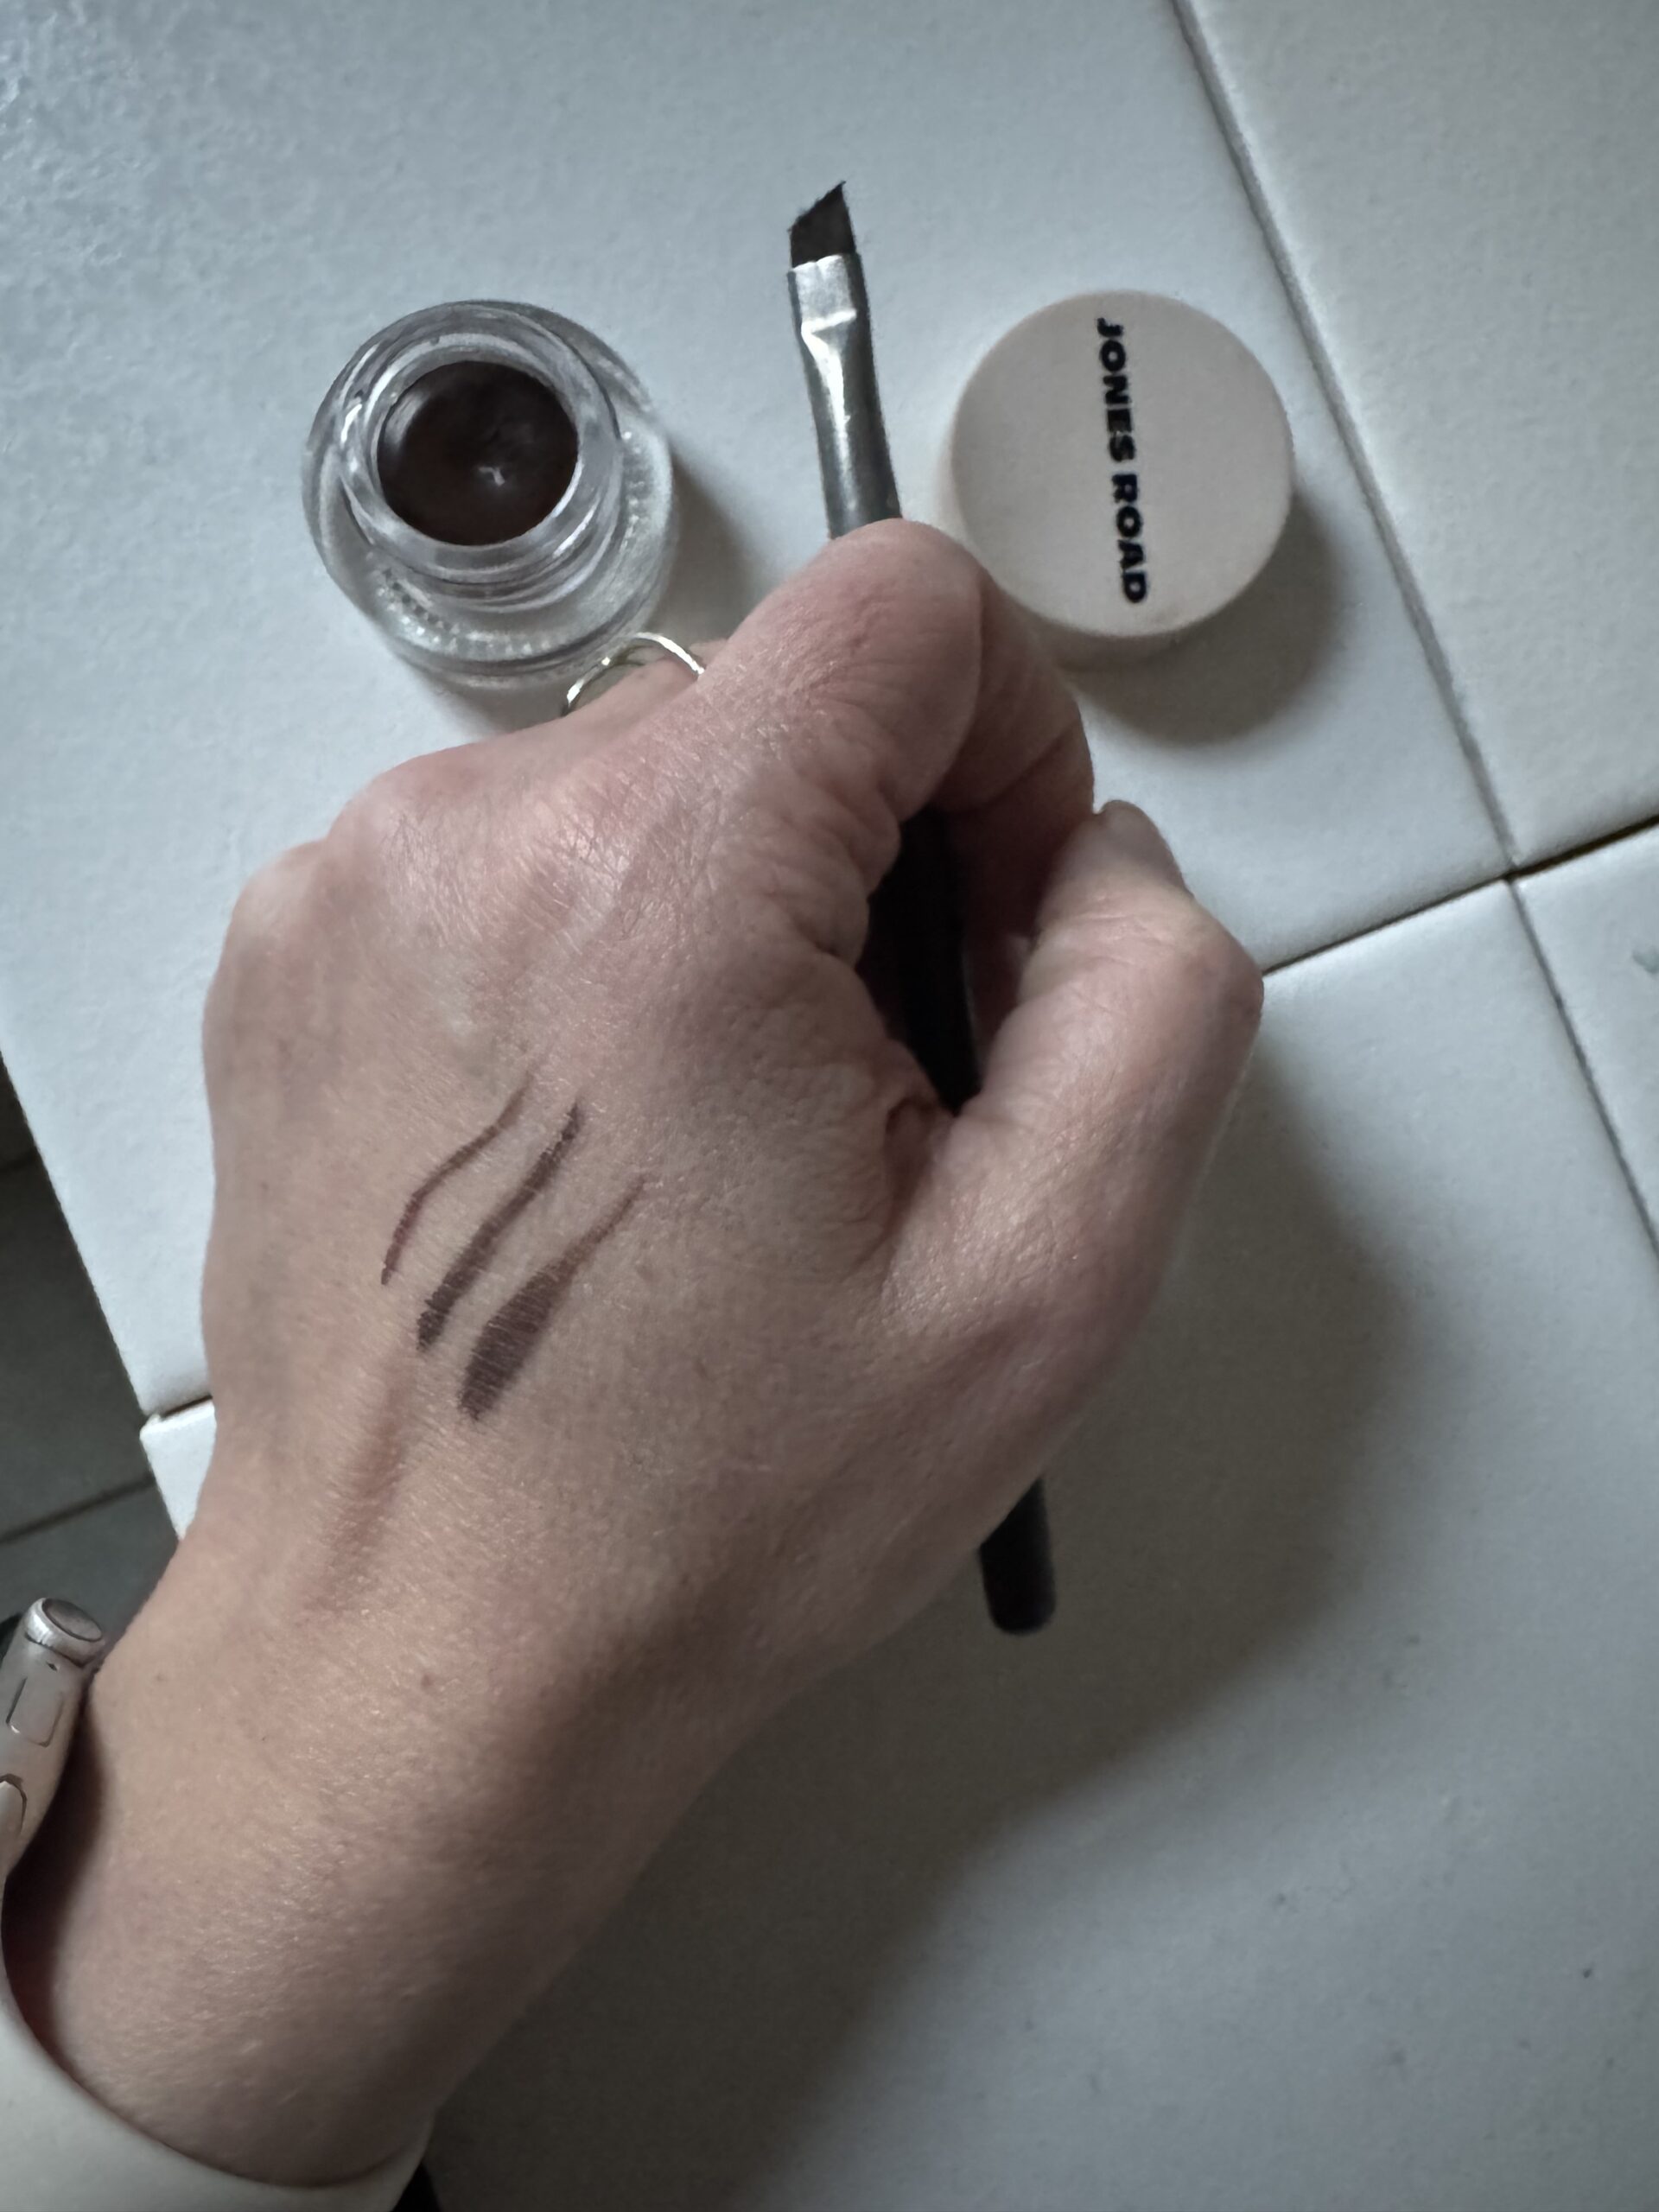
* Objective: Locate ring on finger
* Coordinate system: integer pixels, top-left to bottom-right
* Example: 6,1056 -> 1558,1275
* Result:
559,632 -> 706,718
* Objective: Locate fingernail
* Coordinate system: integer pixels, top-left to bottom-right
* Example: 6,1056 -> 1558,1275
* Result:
1097,801 -> 1186,887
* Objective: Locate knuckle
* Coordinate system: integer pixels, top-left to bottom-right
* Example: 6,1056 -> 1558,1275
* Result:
327,743 -> 491,880
1134,899 -> 1263,1030
326,757 -> 452,881
222,842 -> 318,962
846,518 -> 980,601
1179,910 -> 1263,1027
207,843 -> 321,1058
791,524 -> 979,721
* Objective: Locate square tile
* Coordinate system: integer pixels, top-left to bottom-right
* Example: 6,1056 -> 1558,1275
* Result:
427,887 -> 1659,2212
0,1483 -> 175,1636
0,0 -> 1498,1417
0,1162 -> 149,1541
1518,822 -> 1659,1240
1184,0 -> 1659,862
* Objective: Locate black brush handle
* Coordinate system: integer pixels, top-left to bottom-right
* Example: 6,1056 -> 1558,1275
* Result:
872,808 -> 1056,1635
977,1478 -> 1056,1635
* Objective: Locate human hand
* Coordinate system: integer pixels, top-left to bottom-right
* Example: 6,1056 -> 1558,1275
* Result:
5,523 -> 1260,2184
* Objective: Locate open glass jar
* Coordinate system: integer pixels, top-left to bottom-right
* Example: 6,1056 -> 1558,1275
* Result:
302,300 -> 677,683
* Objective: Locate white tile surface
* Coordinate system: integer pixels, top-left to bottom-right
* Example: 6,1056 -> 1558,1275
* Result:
1519,823 -> 1659,1240
139,1398 -> 216,1535
0,1161 -> 149,1540
427,886 -> 1659,2212
1183,0 -> 1659,864
0,0 -> 1499,1415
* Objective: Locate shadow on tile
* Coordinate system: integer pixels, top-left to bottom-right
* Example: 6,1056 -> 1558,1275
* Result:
652,461 -> 768,652
0,1164 -> 149,1537
1072,493 -> 1338,745
0,1484 -> 175,1634
434,1046 -> 1402,2210
418,461 -> 762,740
0,1064 -> 30,1172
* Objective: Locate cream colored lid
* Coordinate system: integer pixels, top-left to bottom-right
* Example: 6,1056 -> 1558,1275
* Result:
944,291 -> 1293,659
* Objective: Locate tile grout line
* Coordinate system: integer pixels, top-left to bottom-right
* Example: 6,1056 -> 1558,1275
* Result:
1169,0 -> 1522,866
1264,810 -> 1659,977
1509,883 -> 1659,1268
1262,876 -> 1504,982
147,1390 -> 213,1424
1514,806 -> 1659,882
0,1474 -> 155,1554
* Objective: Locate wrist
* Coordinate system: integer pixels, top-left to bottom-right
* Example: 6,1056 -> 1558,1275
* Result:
3,1510 -> 733,2185
3,1550 -> 432,2183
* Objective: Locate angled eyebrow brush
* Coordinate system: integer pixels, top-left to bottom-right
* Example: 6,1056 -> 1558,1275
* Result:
787,184 -> 1056,1636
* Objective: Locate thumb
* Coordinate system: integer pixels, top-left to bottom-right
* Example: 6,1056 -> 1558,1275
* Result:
902,803 -> 1262,1395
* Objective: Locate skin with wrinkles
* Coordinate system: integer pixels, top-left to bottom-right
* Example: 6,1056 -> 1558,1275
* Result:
3,524 -> 1261,2189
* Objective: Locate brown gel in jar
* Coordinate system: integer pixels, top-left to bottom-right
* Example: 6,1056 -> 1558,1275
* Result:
377,361 -> 579,546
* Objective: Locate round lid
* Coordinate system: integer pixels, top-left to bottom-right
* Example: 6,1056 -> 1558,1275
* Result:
944,291 -> 1293,659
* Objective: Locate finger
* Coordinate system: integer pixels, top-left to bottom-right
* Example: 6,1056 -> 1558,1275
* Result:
902,803 -> 1262,1390
950,724 -> 1097,1039
630,523 -> 1090,959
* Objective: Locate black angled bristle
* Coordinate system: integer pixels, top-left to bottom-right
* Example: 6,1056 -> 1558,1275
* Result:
790,182 -> 856,266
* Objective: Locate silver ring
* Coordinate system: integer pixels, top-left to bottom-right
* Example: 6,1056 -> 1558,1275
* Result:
560,632 -> 706,717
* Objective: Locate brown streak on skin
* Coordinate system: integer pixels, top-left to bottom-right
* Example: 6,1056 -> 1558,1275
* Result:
380,1073 -> 534,1286
460,1178 -> 645,1421
416,1101 -> 585,1351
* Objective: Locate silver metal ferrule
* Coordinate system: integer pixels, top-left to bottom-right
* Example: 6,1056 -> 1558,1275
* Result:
787,253 -> 902,539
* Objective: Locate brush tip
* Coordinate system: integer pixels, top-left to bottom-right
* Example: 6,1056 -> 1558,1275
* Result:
790,182 -> 855,266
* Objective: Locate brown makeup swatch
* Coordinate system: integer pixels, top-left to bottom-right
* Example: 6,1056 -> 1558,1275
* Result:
416,1101 -> 583,1351
381,1074 -> 533,1287
460,1178 -> 645,1421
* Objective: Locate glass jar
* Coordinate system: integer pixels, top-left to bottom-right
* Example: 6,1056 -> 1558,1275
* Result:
302,300 -> 677,683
